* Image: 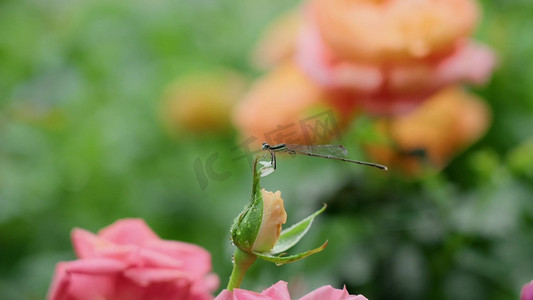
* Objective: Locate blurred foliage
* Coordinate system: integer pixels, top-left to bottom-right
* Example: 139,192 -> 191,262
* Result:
0,0 -> 533,299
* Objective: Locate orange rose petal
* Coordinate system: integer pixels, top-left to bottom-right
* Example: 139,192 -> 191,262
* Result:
233,62 -> 354,147
312,0 -> 479,63
365,87 -> 491,175
160,70 -> 246,135
251,10 -> 303,70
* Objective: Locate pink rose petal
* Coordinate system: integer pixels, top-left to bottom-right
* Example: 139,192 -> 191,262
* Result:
71,228 -> 109,259
435,41 -> 496,86
262,281 -> 291,300
62,258 -> 128,274
47,263 -> 70,300
146,239 -> 213,278
98,219 -> 159,246
123,268 -> 190,286
215,290 -> 235,300
522,280 -> 533,300
232,289 -> 273,300
135,248 -> 184,269
47,260 -> 120,300
299,285 -> 367,300
215,281 -> 366,300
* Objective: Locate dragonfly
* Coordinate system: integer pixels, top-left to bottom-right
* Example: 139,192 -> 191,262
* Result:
261,142 -> 388,171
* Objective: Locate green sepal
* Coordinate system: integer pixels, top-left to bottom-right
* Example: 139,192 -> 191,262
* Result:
230,155 -> 265,252
270,204 -> 327,254
253,240 -> 328,265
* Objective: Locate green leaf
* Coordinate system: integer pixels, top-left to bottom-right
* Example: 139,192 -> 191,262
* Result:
269,204 -> 327,255
254,241 -> 328,266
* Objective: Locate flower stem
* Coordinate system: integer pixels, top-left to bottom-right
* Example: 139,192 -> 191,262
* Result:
226,248 -> 257,291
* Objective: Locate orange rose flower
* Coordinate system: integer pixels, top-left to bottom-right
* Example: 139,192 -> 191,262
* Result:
311,0 -> 479,63
364,86 -> 491,175
233,62 -> 355,147
295,6 -> 495,115
160,70 -> 247,135
250,11 -> 303,70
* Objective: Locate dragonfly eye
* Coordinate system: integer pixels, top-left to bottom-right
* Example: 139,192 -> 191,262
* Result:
261,142 -> 268,150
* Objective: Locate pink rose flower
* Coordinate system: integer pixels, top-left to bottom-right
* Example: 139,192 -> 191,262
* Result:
215,281 -> 367,300
47,219 -> 219,300
522,280 -> 533,300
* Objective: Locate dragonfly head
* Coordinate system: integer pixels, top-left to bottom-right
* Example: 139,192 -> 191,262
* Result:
261,142 -> 269,150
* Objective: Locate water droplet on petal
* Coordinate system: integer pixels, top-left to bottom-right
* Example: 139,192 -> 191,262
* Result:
260,165 -> 275,177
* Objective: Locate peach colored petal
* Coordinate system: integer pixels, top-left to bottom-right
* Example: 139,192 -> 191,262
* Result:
99,219 -> 159,246
252,190 -> 287,252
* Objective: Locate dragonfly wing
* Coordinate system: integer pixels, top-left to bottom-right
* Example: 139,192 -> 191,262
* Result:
284,144 -> 349,158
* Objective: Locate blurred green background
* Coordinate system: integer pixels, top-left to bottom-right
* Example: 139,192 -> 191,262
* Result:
1,0 -> 533,299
